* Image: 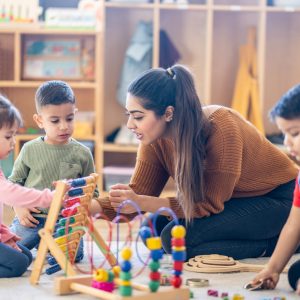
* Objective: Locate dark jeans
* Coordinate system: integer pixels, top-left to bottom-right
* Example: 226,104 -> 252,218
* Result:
143,180 -> 297,260
0,242 -> 32,278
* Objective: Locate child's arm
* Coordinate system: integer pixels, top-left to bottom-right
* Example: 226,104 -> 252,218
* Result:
0,171 -> 53,208
251,206 -> 300,288
8,145 -> 30,186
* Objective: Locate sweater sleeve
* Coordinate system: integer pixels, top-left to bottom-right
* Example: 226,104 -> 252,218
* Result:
0,224 -> 16,243
0,171 -> 53,208
8,144 -> 29,186
129,143 -> 170,196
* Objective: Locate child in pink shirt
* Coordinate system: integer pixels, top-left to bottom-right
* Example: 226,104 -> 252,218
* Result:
0,95 -> 53,277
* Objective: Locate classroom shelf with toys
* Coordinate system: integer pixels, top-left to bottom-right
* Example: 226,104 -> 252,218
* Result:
0,24 -> 103,184
1,0 -> 300,194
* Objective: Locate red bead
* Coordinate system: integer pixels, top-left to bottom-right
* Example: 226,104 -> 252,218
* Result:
171,275 -> 182,288
150,271 -> 161,281
173,261 -> 183,271
171,238 -> 185,247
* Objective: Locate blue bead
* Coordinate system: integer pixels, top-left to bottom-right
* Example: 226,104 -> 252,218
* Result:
172,270 -> 182,276
46,264 -> 61,275
71,178 -> 86,187
139,226 -> 152,240
172,251 -> 186,261
68,188 -> 83,196
121,260 -> 132,272
151,249 -> 163,260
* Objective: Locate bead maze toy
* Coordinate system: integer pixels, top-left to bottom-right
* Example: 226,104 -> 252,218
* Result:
53,202 -> 190,299
30,173 -> 117,285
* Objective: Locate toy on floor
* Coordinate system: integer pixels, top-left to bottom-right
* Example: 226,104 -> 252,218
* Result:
30,174 -> 117,285
184,254 -> 288,273
54,202 -> 190,299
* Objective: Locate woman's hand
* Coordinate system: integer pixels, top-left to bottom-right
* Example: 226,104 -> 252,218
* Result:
14,207 -> 40,228
250,267 -> 280,290
109,184 -> 140,214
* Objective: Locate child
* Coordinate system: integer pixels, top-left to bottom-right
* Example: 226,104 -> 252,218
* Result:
0,95 -> 54,277
9,80 -> 98,262
251,84 -> 300,294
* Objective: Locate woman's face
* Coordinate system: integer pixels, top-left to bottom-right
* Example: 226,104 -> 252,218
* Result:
125,93 -> 170,145
276,116 -> 300,161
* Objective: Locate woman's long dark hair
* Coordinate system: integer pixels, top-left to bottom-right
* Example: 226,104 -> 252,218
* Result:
128,65 -> 211,221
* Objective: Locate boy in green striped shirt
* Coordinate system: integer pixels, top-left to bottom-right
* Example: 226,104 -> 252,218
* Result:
9,80 -> 98,262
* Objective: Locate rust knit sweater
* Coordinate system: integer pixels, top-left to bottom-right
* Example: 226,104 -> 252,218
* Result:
100,106 -> 298,219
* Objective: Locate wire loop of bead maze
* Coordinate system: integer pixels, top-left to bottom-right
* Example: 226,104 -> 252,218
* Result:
30,173 -> 117,285
54,203 -> 190,299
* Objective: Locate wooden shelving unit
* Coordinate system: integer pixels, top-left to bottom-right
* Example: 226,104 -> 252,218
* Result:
1,0 -> 300,194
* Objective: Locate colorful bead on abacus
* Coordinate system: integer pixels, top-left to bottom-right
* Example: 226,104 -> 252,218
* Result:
92,268 -> 114,292
119,247 -> 132,297
171,225 -> 186,288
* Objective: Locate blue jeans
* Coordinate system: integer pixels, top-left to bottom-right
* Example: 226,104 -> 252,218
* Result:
10,217 -> 84,262
0,242 -> 32,278
143,180 -> 297,260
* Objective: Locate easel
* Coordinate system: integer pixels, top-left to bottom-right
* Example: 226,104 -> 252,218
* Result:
231,27 -> 264,134
30,173 -> 117,285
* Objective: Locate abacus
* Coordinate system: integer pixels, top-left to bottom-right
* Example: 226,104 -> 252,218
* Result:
30,173 -> 117,285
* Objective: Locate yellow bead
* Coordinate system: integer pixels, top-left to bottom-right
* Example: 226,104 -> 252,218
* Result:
171,225 -> 186,238
94,268 -> 108,282
146,237 -> 162,250
112,265 -> 121,277
121,247 -> 132,260
172,246 -> 186,252
121,280 -> 131,287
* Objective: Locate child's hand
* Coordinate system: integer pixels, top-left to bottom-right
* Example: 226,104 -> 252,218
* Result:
250,268 -> 280,290
5,238 -> 21,252
14,207 -> 40,227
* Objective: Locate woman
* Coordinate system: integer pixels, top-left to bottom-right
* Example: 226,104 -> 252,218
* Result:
94,64 -> 298,260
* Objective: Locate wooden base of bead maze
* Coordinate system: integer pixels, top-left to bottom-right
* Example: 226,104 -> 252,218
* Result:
30,174 -> 117,285
184,254 -> 288,273
54,274 -> 190,300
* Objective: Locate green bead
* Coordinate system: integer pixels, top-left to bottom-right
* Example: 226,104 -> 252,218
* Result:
149,280 -> 160,292
108,271 -> 114,282
119,285 -> 132,296
149,260 -> 160,271
120,271 -> 132,281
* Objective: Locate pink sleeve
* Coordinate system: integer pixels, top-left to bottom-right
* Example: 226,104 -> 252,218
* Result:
0,224 -> 16,243
0,171 -> 53,208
